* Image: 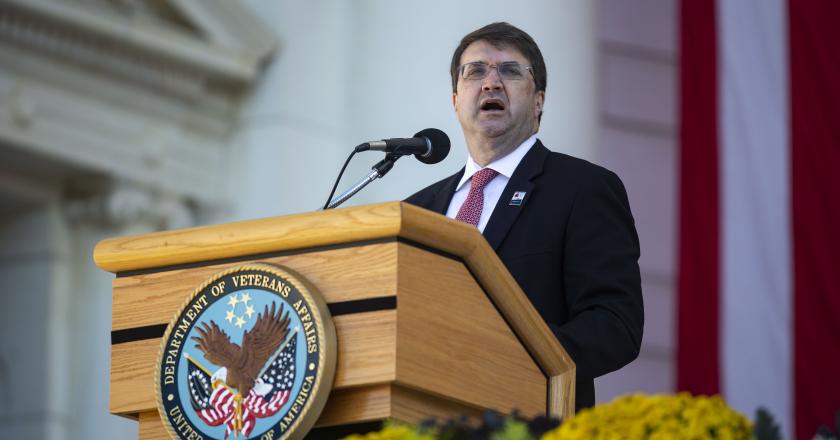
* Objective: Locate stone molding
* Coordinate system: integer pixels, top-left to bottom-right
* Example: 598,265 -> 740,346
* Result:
64,183 -> 194,230
0,0 -> 276,210
0,0 -> 275,96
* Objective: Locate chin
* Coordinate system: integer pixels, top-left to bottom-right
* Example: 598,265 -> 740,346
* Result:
478,124 -> 511,139
474,117 -> 507,131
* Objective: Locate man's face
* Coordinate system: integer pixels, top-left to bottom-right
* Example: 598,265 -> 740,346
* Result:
453,40 -> 544,145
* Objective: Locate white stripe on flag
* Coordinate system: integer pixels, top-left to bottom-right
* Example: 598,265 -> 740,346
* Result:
719,0 -> 791,438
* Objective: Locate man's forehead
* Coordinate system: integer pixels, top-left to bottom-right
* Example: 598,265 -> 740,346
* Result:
460,40 -> 527,63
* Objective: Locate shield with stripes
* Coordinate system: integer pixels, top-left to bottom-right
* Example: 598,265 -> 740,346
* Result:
156,264 -> 336,440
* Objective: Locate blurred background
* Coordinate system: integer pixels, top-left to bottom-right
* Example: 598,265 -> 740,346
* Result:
3,1 -> 835,439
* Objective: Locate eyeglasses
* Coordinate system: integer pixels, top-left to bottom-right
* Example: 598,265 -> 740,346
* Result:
458,61 -> 534,82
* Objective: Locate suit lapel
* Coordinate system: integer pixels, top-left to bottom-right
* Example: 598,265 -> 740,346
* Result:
483,141 -> 549,250
427,168 -> 464,215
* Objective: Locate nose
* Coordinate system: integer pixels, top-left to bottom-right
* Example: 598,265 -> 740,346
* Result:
481,66 -> 503,90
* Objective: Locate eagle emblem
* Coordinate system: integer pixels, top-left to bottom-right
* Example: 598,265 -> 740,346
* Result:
157,265 -> 336,440
186,302 -> 295,438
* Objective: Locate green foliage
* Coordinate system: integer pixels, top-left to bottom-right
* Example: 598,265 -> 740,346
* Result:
753,407 -> 782,440
488,418 -> 533,440
343,412 -> 559,440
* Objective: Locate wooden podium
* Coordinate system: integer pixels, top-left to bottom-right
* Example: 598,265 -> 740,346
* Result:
94,202 -> 575,439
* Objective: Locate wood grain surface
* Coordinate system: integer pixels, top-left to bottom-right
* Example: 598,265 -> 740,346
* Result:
395,244 -> 547,417
94,202 -> 405,273
314,384 -> 393,427
138,411 -> 168,440
112,243 -> 396,331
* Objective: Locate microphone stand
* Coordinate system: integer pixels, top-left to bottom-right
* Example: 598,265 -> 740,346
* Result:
325,154 -> 401,209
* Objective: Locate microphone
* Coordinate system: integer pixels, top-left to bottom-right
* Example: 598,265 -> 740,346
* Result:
355,128 -> 450,164
323,128 -> 450,209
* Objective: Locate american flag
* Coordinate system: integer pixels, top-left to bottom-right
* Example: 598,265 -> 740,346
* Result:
678,2 -> 840,438
186,330 -> 298,438
254,330 -> 297,405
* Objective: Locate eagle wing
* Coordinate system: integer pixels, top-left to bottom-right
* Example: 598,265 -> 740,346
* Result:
191,321 -> 241,369
240,302 -> 291,381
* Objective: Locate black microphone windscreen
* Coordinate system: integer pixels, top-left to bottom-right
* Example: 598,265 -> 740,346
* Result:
414,128 -> 450,164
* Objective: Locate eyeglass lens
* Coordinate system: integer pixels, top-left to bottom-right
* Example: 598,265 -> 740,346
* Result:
462,62 -> 527,81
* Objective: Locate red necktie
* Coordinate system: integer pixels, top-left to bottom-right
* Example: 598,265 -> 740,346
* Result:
455,168 -> 499,227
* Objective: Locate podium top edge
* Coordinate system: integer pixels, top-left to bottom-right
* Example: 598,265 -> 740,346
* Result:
93,201 -> 479,274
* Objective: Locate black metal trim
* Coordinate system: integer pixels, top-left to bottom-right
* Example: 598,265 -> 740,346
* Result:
111,324 -> 167,344
110,296 -> 397,345
329,296 -> 396,316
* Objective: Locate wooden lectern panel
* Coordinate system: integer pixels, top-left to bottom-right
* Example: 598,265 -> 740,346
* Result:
96,202 -> 575,438
395,244 -> 546,417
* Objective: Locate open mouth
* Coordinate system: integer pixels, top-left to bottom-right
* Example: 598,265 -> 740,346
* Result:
480,99 -> 506,112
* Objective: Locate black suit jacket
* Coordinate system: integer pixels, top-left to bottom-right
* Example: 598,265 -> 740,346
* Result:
405,140 -> 644,410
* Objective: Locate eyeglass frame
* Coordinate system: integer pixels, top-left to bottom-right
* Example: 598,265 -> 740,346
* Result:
457,61 -> 535,82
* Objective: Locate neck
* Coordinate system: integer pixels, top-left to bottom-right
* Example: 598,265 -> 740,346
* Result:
466,130 -> 535,167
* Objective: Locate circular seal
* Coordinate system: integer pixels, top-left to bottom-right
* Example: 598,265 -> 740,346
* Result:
156,264 -> 337,440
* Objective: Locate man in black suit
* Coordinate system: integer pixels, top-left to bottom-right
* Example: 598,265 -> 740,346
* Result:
405,22 -> 644,410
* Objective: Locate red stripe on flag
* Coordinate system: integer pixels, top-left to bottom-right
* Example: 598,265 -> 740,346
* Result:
677,0 -> 721,396
789,1 -> 840,438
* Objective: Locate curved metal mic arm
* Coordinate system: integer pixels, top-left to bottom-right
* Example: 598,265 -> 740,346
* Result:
324,154 -> 401,209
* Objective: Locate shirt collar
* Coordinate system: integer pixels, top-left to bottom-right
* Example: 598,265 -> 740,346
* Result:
455,134 -> 538,191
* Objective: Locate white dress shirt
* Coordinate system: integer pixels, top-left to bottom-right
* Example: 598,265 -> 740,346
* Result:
446,134 -> 538,232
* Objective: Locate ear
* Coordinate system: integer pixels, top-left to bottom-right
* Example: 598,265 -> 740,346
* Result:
452,92 -> 458,112
534,90 -> 545,118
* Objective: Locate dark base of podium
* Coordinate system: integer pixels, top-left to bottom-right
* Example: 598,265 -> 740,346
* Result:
307,421 -> 384,439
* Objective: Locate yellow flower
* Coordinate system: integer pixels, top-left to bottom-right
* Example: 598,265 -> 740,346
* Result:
541,393 -> 752,440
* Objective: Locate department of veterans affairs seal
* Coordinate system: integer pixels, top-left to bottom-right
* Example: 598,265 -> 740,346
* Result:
156,264 -> 337,440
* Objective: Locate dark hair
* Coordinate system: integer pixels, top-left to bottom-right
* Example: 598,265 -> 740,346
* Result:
450,22 -> 547,94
